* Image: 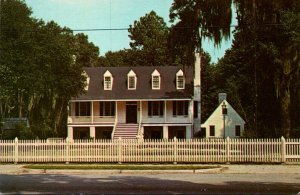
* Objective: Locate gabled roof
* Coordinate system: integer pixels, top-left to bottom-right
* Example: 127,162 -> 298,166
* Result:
73,66 -> 193,101
202,100 -> 245,125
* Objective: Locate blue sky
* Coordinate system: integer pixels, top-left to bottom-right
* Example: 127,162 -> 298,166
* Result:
25,0 -> 233,63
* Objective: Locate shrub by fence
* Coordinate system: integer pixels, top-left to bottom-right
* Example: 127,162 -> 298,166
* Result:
0,137 -> 299,164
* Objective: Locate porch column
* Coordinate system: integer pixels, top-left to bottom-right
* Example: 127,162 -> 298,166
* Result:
67,126 -> 73,139
115,101 -> 118,123
90,126 -> 95,138
163,126 -> 168,139
164,100 -> 167,123
189,100 -> 193,123
186,126 -> 192,139
139,101 -> 142,123
91,101 -> 94,124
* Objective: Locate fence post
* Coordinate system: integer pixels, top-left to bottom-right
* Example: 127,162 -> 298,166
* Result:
65,137 -> 71,164
173,137 -> 177,164
14,137 -> 18,164
226,137 -> 230,164
118,137 -> 122,164
281,136 -> 286,164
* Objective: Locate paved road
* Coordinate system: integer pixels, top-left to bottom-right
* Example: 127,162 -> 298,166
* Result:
0,172 -> 299,194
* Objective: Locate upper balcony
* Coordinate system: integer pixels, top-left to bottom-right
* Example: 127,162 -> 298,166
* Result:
68,100 -> 193,125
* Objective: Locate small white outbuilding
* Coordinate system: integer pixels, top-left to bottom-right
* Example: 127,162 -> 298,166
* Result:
201,96 -> 245,138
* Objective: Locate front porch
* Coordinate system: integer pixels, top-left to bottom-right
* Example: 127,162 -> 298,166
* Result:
67,124 -> 193,140
67,100 -> 194,139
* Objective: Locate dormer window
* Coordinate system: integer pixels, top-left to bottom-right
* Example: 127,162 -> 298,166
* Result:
151,69 -> 161,90
82,71 -> 90,91
127,70 -> 137,90
176,69 -> 185,89
104,70 -> 113,90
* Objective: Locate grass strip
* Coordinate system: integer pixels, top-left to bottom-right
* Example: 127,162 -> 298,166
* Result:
24,164 -> 221,170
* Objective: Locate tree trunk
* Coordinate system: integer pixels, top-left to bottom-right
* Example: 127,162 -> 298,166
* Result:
280,88 -> 291,138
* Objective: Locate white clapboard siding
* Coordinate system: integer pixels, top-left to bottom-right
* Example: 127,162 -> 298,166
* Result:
0,137 -> 299,163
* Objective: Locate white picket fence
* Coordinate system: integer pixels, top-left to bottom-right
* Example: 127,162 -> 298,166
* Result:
0,137 -> 299,164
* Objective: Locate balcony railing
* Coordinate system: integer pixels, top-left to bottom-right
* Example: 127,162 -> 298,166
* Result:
68,116 -> 115,124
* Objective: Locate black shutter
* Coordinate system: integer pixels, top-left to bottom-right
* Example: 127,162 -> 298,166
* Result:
160,101 -> 164,116
87,102 -> 91,116
173,101 -> 176,116
100,102 -> 103,116
184,101 -> 188,115
148,102 -> 152,116
75,102 -> 79,116
111,102 -> 115,116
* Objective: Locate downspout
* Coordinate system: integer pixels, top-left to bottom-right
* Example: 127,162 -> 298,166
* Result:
193,52 -> 201,136
137,101 -> 143,139
111,101 -> 118,139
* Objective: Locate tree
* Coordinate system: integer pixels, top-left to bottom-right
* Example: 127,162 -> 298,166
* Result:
169,0 -> 232,65
233,0 -> 300,137
128,11 -> 170,66
73,33 -> 99,67
0,0 -> 99,138
98,49 -> 141,67
170,0 -> 300,137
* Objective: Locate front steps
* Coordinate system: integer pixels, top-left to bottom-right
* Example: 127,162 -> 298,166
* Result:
113,123 -> 139,139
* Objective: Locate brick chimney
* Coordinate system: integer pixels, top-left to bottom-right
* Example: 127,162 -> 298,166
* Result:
193,52 -> 201,135
218,93 -> 227,104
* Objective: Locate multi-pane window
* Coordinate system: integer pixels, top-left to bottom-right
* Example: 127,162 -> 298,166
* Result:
82,71 -> 89,91
151,69 -> 161,90
209,125 -> 215,136
103,70 -> 113,90
152,75 -> 160,89
104,76 -> 112,90
128,76 -> 136,89
235,125 -> 241,137
75,102 -> 91,116
100,102 -> 115,117
84,77 -> 90,90
177,75 -> 184,89
176,70 -> 185,89
172,101 -> 189,116
148,101 -> 164,117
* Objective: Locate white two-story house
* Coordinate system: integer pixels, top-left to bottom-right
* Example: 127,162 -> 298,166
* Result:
67,54 -> 201,139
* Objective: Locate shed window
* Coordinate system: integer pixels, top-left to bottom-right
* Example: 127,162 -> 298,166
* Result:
209,125 -> 215,137
235,125 -> 241,137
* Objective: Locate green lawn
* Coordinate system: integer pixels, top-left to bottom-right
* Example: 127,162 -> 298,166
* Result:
24,164 -> 221,170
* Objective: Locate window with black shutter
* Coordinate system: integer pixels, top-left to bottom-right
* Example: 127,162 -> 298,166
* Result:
173,101 -> 189,116
148,101 -> 164,117
100,102 -> 115,117
75,102 -> 91,116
